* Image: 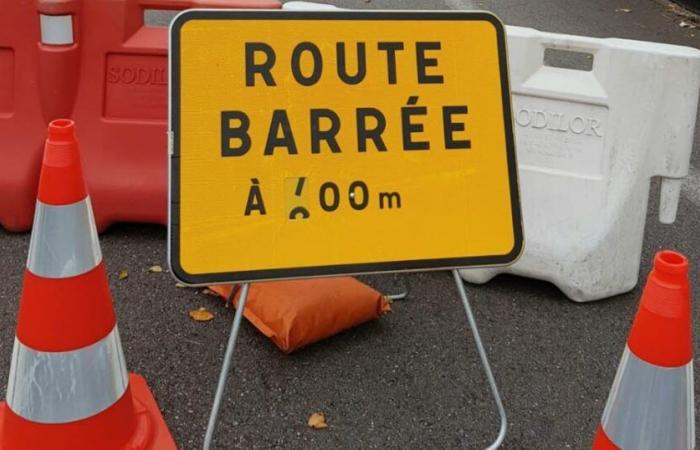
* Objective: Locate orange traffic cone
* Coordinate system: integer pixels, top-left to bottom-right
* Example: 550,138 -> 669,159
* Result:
0,119 -> 176,449
592,250 -> 694,449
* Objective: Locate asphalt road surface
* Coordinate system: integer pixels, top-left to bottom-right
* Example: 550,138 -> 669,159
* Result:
2,1 -> 700,449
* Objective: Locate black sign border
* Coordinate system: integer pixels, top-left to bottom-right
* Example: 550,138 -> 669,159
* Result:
169,10 -> 523,285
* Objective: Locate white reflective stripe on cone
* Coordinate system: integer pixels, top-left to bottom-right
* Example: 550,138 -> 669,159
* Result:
5,326 -> 129,424
27,198 -> 102,278
601,346 -> 694,450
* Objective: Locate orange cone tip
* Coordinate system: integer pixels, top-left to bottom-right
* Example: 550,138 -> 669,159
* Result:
627,250 -> 692,367
37,119 -> 87,206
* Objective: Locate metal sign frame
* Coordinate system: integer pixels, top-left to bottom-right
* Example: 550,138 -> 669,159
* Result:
169,9 -> 515,449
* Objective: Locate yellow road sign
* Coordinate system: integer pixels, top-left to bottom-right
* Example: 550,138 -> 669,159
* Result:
169,10 -> 522,284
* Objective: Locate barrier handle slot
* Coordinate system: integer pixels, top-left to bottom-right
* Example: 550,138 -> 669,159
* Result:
531,32 -> 603,72
140,0 -> 273,9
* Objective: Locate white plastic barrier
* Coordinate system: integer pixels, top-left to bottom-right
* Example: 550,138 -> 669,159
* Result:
462,27 -> 700,302
284,2 -> 700,302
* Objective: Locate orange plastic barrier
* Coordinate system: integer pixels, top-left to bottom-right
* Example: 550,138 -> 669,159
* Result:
0,0 -> 281,233
209,278 -> 391,353
0,3 -> 45,232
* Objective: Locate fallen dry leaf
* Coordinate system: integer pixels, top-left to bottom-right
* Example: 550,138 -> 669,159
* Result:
307,412 -> 328,430
176,282 -> 187,288
148,265 -> 163,273
680,21 -> 697,29
189,307 -> 214,322
615,8 -> 631,13
118,270 -> 128,280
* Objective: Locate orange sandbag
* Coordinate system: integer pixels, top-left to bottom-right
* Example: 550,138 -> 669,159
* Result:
208,278 -> 391,353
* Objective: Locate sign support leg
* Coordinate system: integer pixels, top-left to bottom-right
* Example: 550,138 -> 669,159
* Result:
387,291 -> 408,300
202,275 -> 505,449
452,269 -> 507,449
203,283 -> 251,450
386,272 -> 409,300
